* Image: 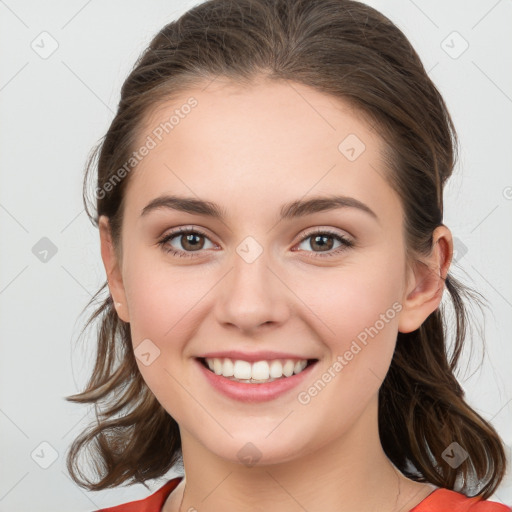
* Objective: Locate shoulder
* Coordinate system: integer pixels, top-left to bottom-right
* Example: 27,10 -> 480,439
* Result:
411,488 -> 512,512
94,476 -> 184,512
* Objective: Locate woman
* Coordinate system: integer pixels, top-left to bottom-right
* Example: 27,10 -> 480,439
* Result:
67,0 -> 511,510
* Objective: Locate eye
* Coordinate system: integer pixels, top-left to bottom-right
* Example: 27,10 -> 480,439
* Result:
157,227 -> 354,259
157,227 -> 216,258
294,229 -> 354,258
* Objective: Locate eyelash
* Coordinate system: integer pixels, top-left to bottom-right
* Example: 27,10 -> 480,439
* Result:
157,227 -> 354,259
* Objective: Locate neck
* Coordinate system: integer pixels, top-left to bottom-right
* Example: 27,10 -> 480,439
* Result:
169,395 -> 432,512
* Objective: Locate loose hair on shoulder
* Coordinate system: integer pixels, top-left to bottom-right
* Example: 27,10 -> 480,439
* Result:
66,0 -> 508,498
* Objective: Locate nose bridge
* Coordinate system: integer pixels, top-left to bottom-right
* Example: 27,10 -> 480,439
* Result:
215,234 -> 289,332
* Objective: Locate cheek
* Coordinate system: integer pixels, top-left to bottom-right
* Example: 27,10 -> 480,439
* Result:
290,264 -> 403,426
289,254 -> 405,405
122,258 -> 210,420
295,258 -> 404,344
122,249 -> 215,344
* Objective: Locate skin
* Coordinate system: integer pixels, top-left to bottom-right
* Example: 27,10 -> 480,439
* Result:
99,76 -> 453,512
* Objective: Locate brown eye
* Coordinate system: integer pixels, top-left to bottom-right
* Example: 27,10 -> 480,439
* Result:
296,229 -> 354,258
157,228 -> 215,258
180,232 -> 206,251
309,234 -> 335,252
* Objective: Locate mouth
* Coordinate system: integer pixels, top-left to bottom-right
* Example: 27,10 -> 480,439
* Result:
195,355 -> 319,402
196,356 -> 318,384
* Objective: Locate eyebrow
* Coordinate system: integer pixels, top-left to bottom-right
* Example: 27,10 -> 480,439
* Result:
140,194 -> 378,222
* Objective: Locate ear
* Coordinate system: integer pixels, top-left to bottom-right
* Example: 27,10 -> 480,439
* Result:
397,225 -> 453,333
99,215 -> 130,323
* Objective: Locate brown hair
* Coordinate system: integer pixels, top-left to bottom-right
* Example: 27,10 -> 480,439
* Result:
66,0 -> 508,498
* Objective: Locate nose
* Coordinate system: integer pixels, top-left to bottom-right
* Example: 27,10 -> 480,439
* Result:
214,244 -> 290,335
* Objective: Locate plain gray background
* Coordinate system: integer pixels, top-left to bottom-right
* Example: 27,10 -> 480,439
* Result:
1,0 -> 511,510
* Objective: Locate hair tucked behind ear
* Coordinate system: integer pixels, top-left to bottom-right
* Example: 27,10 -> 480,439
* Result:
380,275 -> 506,497
66,0 -> 507,497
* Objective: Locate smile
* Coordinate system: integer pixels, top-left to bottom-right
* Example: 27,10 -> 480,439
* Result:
196,357 -> 319,402
202,357 -> 313,382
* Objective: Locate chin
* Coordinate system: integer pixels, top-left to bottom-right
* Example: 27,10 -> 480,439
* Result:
205,432 -> 312,468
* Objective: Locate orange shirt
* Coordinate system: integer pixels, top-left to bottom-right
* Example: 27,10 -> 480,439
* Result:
97,476 -> 512,512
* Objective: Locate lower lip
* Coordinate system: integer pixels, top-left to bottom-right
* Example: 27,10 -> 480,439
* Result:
195,358 -> 317,403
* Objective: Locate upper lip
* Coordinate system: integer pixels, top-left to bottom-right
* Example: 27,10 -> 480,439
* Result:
197,350 -> 317,362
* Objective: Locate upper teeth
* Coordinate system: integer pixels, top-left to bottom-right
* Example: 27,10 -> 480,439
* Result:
205,357 -> 308,380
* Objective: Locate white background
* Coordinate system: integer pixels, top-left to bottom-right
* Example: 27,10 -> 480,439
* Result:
0,0 -> 511,510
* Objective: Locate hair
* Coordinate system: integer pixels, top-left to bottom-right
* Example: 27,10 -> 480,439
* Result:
66,0 -> 508,499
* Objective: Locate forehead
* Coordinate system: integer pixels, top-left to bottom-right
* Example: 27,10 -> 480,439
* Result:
125,78 -> 402,227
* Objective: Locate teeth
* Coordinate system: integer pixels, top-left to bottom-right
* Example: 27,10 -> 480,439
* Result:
251,360 -> 269,380
284,360 -> 295,377
234,360 -> 252,379
204,357 -> 309,382
223,358 -> 234,377
269,360 -> 282,378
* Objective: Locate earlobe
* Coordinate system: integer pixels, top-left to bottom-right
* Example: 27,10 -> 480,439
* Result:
397,225 -> 453,334
99,215 -> 130,323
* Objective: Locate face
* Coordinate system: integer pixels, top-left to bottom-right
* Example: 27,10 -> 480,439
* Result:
100,77 -> 440,466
